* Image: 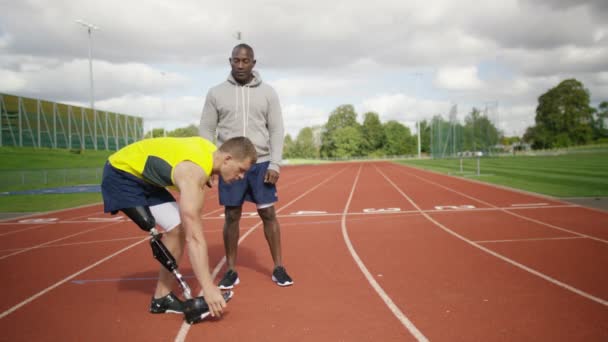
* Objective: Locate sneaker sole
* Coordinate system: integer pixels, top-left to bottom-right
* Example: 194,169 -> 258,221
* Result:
271,275 -> 294,287
218,277 -> 240,290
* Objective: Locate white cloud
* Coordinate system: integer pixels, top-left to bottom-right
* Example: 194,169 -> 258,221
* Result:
1,0 -> 606,140
281,104 -> 328,137
271,77 -> 356,98
435,66 -> 484,90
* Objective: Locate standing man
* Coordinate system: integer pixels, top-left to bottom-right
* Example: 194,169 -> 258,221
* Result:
101,136 -> 257,319
199,43 -> 293,288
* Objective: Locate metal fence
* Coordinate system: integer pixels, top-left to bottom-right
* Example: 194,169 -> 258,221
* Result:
1,93 -> 143,150
0,168 -> 103,192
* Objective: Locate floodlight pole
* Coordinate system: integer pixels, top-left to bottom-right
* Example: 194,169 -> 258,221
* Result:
417,121 -> 421,159
76,19 -> 99,150
412,72 -> 422,159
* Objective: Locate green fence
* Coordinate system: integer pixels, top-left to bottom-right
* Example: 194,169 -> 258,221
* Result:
0,93 -> 143,150
0,168 -> 103,192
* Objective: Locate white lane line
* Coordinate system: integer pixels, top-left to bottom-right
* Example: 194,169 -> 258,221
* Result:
0,237 -> 149,319
394,165 -> 608,245
0,221 -> 123,260
0,236 -> 144,253
0,211 -> 102,237
341,165 -> 428,342
475,236 -> 585,244
376,165 -> 608,307
201,169 -> 327,218
0,202 -> 102,223
174,166 -> 352,342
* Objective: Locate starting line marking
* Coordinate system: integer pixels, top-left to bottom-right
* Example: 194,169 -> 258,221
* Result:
363,208 -> 401,213
434,205 -> 476,210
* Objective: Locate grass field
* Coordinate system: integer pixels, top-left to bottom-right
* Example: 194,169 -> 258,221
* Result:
397,151 -> 608,197
0,146 -> 113,169
1,146 -> 607,214
0,147 -> 111,213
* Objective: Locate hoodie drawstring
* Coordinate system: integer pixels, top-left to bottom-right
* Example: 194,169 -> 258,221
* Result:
235,85 -> 250,136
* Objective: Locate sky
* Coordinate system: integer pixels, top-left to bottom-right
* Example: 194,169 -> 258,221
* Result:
1,0 -> 607,138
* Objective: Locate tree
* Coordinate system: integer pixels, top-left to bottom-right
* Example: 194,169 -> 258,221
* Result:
384,120 -> 414,156
593,101 -> 608,140
527,79 -> 594,148
293,127 -> 318,158
320,105 -> 359,157
463,108 -> 500,153
360,111 -> 386,154
333,126 -> 363,158
418,119 -> 431,153
283,134 -> 295,159
144,128 -> 167,138
169,124 -> 198,137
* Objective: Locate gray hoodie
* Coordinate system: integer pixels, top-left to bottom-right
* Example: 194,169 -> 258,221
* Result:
199,71 -> 284,172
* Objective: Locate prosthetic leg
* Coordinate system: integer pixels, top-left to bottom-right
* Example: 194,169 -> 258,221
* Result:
120,206 -> 231,324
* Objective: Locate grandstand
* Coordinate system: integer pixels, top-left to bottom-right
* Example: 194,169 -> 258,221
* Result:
0,93 -> 143,150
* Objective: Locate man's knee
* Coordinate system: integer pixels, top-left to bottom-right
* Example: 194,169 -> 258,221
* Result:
224,206 -> 242,225
257,206 -> 277,222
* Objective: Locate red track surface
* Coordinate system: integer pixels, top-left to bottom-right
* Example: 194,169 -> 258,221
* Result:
1,162 -> 607,341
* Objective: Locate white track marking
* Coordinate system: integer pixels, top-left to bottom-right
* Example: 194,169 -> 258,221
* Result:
0,211 -> 103,236
396,166 -> 608,245
0,237 -> 149,319
201,169 -> 326,218
341,165 -> 429,341
0,236 -> 143,253
475,236 -> 585,244
174,166 -> 352,342
376,166 -> 608,307
0,202 -> 102,223
0,221 -> 123,260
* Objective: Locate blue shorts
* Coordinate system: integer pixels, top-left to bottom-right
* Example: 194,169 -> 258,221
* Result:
101,162 -> 175,214
219,161 -> 278,207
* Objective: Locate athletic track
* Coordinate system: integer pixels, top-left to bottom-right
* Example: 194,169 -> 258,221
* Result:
1,162 -> 607,341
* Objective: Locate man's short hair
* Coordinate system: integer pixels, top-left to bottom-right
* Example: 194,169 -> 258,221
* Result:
232,43 -> 254,57
219,136 -> 257,163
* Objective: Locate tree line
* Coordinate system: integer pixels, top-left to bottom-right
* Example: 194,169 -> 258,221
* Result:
145,78 -> 607,158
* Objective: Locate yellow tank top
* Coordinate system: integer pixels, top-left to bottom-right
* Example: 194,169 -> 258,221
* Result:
108,137 -> 217,188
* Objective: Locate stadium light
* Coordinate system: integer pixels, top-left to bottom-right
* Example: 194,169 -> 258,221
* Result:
412,72 -> 423,159
76,19 -> 100,150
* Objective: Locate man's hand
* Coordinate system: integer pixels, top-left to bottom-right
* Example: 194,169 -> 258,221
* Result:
202,284 -> 227,317
264,169 -> 279,184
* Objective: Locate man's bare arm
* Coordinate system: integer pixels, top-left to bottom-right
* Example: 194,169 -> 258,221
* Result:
173,161 -> 226,317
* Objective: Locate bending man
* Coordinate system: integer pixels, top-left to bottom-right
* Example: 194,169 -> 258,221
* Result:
101,136 -> 257,318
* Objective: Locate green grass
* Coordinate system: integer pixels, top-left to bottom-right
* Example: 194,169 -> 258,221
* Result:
0,146 -> 113,169
2,146 -> 607,213
284,158 -> 335,165
396,152 -> 608,197
0,147 -> 109,213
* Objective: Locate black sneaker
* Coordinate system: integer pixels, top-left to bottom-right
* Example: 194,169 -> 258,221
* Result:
149,292 -> 185,314
218,269 -> 240,290
272,266 -> 294,287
